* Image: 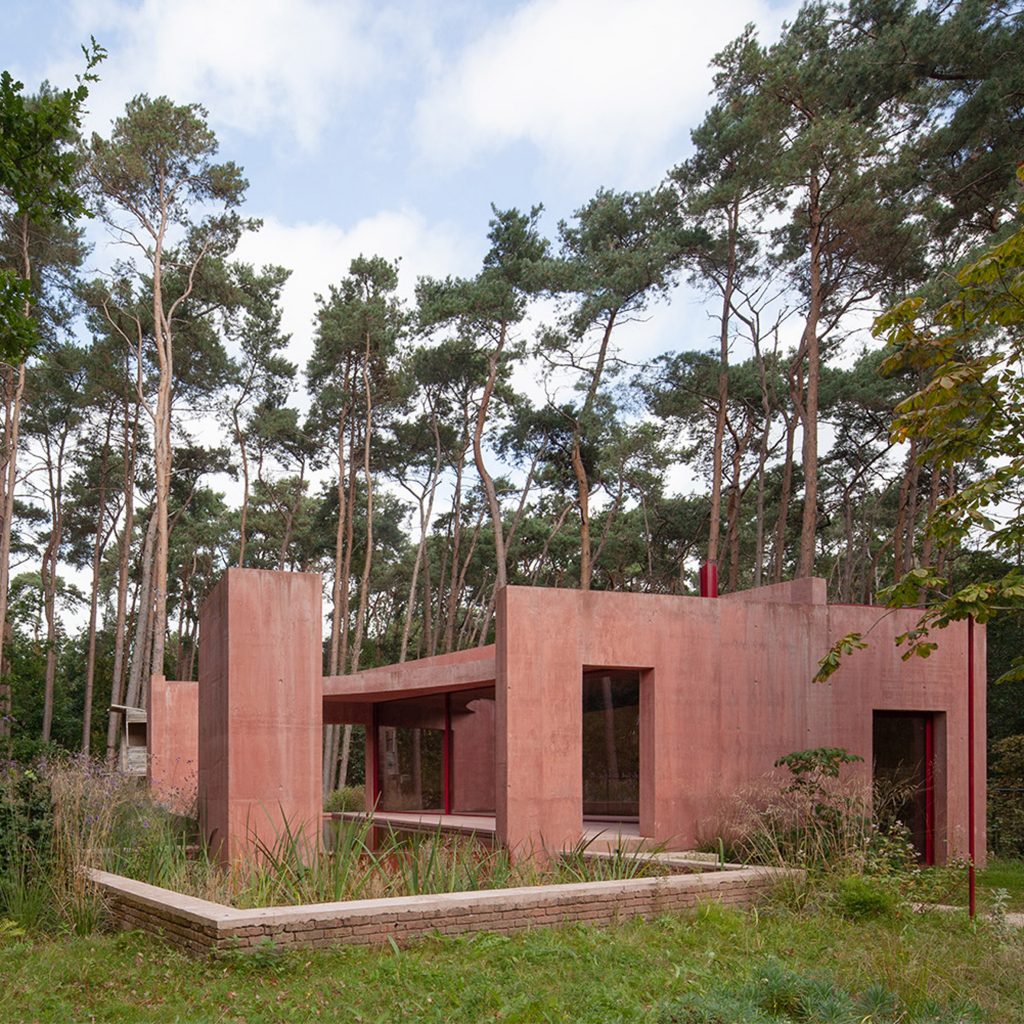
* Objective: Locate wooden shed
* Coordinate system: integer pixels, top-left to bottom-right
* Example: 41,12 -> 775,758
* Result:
110,704 -> 147,776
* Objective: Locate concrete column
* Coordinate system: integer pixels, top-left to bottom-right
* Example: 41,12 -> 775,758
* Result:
148,673 -> 199,814
198,568 -> 322,863
496,587 -> 583,856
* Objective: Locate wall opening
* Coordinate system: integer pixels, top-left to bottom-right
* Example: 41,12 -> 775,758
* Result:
375,695 -> 445,812
872,711 -> 936,864
582,670 -> 640,820
373,687 -> 497,816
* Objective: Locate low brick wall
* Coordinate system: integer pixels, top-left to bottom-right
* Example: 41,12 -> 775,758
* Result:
89,865 -> 791,956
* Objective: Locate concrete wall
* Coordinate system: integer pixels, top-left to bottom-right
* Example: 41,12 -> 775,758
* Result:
496,583 -> 984,864
452,696 -> 496,813
148,675 -> 198,814
198,569 -> 323,863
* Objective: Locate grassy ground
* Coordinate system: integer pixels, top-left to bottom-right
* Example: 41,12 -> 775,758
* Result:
2,902 -> 1023,1023
907,858 -> 1024,914
978,858 -> 1024,911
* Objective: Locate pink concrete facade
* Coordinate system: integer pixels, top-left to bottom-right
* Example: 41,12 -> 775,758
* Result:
148,674 -> 198,814
154,570 -> 984,866
492,582 -> 984,863
197,568 -> 322,863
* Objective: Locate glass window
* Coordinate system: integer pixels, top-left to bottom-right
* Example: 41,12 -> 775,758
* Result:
582,671 -> 640,818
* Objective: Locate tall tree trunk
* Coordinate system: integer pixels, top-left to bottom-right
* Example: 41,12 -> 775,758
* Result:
82,410 -> 114,752
148,225 -> 173,698
707,199 -> 739,567
772,409 -> 797,583
0,362 -> 24,739
324,404 -> 350,798
0,216 -> 31,738
40,417 -> 72,742
341,338 -> 377,790
572,313 -> 617,591
797,170 -> 823,578
125,512 -> 158,710
723,417 -> 754,592
106,383 -> 139,763
893,441 -> 917,578
349,352 -> 375,675
920,459 -> 941,567
474,336 -> 508,590
233,404 -> 250,566
443,428 -> 469,653
399,414 -> 442,663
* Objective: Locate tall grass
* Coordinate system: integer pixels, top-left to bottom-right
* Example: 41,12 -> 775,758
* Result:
2,755 -> 670,929
1,754 -> 174,933
195,820 -> 667,908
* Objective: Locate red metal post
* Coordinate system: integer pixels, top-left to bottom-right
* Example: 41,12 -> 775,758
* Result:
443,692 -> 452,815
968,616 -> 976,918
699,561 -> 718,598
924,715 -> 935,866
371,703 -> 381,809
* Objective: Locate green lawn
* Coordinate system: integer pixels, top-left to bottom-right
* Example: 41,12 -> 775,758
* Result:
2,903 -> 1022,1023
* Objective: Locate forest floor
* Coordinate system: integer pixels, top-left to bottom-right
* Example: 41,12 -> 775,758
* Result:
3,897 -> 1024,1023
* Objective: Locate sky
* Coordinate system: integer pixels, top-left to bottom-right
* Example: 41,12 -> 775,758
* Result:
6,0 -> 801,383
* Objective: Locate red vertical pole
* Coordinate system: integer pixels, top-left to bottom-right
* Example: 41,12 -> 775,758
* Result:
699,561 -> 718,598
443,692 -> 452,816
371,703 -> 381,809
967,616 -> 976,918
924,715 -> 935,866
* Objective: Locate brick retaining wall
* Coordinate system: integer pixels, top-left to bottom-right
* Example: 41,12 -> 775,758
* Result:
88,865 -> 791,956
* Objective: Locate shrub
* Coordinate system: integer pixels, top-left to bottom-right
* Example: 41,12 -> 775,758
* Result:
833,875 -> 900,920
695,746 -> 920,914
323,785 -> 365,813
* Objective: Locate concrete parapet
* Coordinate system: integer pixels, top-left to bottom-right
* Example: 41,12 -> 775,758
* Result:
88,863 -> 795,956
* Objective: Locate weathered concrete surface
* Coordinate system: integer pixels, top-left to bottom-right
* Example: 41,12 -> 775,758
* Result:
323,644 -> 496,703
148,674 -> 198,814
198,569 -> 322,863
452,694 -> 496,813
495,583 -> 984,865
174,570 -> 983,869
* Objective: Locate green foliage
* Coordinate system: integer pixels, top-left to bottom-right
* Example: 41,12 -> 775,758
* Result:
989,735 -> 1024,857
0,40 -> 104,362
813,635 -> 867,683
833,875 -> 900,921
876,168 -> 1024,678
322,784 -> 365,813
774,747 -> 864,785
0,765 -> 52,876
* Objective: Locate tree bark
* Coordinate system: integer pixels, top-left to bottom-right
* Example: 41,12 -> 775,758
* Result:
82,409 -> 114,752
797,170 -> 823,578
474,335 -> 508,590
0,362 -> 24,738
572,313 -> 617,591
124,512 -> 158,710
772,405 -> 797,583
106,379 -> 139,764
707,199 -> 739,567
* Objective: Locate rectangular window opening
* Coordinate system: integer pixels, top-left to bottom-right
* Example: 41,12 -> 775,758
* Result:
872,711 -> 936,864
582,670 -> 640,820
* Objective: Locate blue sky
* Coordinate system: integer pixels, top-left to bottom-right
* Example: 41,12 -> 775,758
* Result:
8,0 -> 799,380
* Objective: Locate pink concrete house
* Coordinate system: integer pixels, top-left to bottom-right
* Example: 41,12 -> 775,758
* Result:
149,569 -> 985,866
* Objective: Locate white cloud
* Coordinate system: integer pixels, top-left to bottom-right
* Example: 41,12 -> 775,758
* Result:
415,0 -> 797,180
233,209 -> 474,382
47,0 -> 393,149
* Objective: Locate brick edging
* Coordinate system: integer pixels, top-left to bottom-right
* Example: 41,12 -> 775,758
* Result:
88,865 -> 796,955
